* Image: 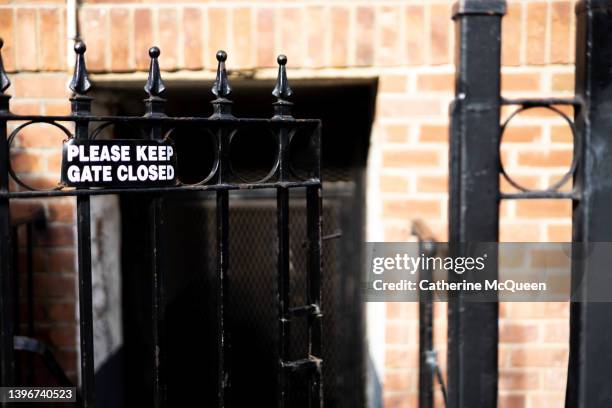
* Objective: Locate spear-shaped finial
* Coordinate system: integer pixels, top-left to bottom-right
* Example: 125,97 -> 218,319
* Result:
272,55 -> 293,120
272,55 -> 292,102
212,50 -> 232,99
69,41 -> 91,96
144,46 -> 165,97
0,39 -> 10,94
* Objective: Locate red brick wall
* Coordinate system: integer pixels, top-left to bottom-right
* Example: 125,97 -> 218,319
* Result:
2,0 -> 576,405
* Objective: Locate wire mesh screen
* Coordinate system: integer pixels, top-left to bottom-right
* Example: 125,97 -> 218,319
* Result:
158,184 -> 364,407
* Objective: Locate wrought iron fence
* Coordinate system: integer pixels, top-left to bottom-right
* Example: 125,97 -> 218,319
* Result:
0,39 -> 323,408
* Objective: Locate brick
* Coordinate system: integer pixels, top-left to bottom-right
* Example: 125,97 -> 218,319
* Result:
509,346 -> 568,368
39,8 -> 63,71
429,4 -> 450,65
11,151 -> 44,173
11,100 -> 40,116
16,123 -> 66,148
379,75 -> 407,93
0,9 -> 15,72
528,394 -> 566,407
500,175 -> 541,192
517,150 -> 572,168
377,6 -> 400,66
502,126 -> 541,143
279,8 -> 302,68
383,199 -> 442,219
134,9 -> 153,71
16,8 -> 37,71
384,394 -> 416,408
526,2 -> 547,65
44,101 -> 71,116
378,97 -> 441,118
500,322 -> 539,343
516,200 -> 571,218
109,8 -> 131,72
384,370 -> 413,391
551,2 -> 571,64
499,395 -> 526,408
183,8 -> 203,70
382,149 -> 440,168
80,8 -> 107,71
45,151 -> 62,174
547,224 -> 571,242
542,321 -> 569,343
232,8 -> 253,69
256,8 -> 275,68
416,175 -> 447,193
416,73 -> 453,92
380,174 -> 410,193
47,302 -> 76,322
13,74 -> 68,99
47,200 -> 74,223
36,225 -> 74,247
405,6 -> 425,65
47,249 -> 76,273
305,7 -> 325,68
419,124 -> 448,143
158,8 -> 178,71
502,73 -> 541,93
33,274 -> 75,297
502,3 -> 522,66
331,7 -> 349,67
207,8 -> 228,69
551,72 -> 574,92
356,7 -> 374,66
383,124 -> 408,142
499,370 -> 539,390
384,347 -> 412,369
385,321 -> 415,344
48,326 -> 76,348
503,302 -> 569,319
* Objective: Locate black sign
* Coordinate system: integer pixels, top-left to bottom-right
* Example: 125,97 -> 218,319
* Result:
61,139 -> 177,188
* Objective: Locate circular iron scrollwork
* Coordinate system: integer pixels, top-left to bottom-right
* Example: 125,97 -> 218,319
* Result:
229,127 -> 279,184
165,126 -> 218,186
499,105 -> 579,193
8,120 -> 73,191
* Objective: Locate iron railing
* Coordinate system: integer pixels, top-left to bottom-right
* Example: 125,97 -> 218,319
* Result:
0,40 -> 323,408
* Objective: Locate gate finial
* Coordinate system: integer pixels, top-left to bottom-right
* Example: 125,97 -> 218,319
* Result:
273,55 -> 292,101
272,55 -> 293,119
69,41 -> 91,96
210,50 -> 233,118
0,39 -> 10,94
145,46 -> 165,97
212,50 -> 232,99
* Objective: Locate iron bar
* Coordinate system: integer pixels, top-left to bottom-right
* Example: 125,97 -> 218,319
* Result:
501,97 -> 582,107
412,220 -> 436,408
276,186 -> 290,408
448,1 -> 505,407
216,188 -> 230,408
145,46 -> 167,408
0,38 -> 14,399
306,185 -> 323,408
71,41 -> 95,408
567,1 -> 612,407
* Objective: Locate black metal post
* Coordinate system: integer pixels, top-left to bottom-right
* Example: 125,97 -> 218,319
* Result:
567,1 -> 612,407
305,184 -> 323,408
413,221 -> 436,408
144,46 -> 167,408
273,55 -> 293,408
448,1 -> 505,407
0,38 -> 13,397
211,50 -> 232,408
70,41 -> 95,408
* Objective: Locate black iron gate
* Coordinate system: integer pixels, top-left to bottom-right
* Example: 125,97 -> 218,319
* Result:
417,0 -> 612,407
0,40 -> 323,408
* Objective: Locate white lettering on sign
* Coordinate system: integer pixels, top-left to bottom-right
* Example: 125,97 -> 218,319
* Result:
62,141 -> 177,186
